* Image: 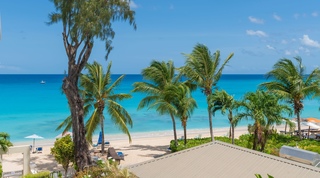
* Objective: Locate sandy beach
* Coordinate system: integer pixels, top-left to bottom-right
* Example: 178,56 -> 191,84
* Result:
1,125 -> 301,174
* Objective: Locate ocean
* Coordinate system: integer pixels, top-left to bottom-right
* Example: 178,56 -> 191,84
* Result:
0,74 -> 319,142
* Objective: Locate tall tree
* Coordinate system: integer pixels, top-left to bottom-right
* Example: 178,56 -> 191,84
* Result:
164,84 -> 197,145
81,61 -> 133,154
209,90 -> 238,144
260,57 -> 320,139
180,43 -> 234,141
48,0 -> 136,170
235,90 -> 291,151
132,60 -> 180,147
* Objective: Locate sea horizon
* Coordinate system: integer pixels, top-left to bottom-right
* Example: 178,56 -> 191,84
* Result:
1,74 -> 319,143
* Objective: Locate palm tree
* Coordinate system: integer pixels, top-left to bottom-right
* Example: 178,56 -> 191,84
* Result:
180,43 -> 234,141
209,90 -> 238,144
260,57 -> 320,139
132,60 -> 180,146
0,132 -> 13,160
235,90 -> 291,151
57,61 -> 133,154
164,84 -> 197,145
81,61 -> 133,154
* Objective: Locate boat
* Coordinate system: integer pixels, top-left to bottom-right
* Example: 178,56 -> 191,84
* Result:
40,80 -> 46,84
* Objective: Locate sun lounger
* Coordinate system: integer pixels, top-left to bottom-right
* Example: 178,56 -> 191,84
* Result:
36,147 -> 43,153
93,132 -> 110,147
107,147 -> 124,164
117,151 -> 124,159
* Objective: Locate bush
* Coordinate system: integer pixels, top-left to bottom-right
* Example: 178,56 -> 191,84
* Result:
0,163 -> 2,178
75,159 -> 137,178
51,135 -> 74,177
169,133 -> 320,157
23,171 -> 51,178
169,137 -> 211,152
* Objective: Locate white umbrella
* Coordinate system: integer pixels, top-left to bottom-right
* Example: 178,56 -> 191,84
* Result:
25,134 -> 44,153
55,131 -> 73,139
302,122 -> 320,139
302,122 -> 320,129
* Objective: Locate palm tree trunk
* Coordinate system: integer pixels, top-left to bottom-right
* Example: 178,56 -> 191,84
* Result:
183,120 -> 187,146
229,110 -> 233,140
297,112 -> 302,140
261,129 -> 268,152
207,106 -> 214,141
100,114 -> 105,155
284,122 -> 287,134
63,77 -> 91,170
170,113 -> 178,147
253,123 -> 259,150
231,124 -> 235,144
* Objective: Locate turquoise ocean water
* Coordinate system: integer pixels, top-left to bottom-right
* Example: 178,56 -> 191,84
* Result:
1,74 -> 319,142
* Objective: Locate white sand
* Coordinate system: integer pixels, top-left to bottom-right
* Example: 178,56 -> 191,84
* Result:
1,125 -> 303,173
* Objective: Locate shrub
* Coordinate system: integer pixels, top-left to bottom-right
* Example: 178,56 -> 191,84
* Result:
23,171 -> 51,178
170,137 -> 211,152
169,133 -> 320,158
51,135 -> 74,177
75,159 -> 137,178
0,163 -> 2,178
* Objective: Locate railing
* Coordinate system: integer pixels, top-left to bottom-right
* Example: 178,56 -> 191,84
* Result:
3,170 -> 23,178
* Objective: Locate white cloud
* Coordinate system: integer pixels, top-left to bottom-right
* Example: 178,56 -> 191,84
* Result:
246,30 -> 267,37
129,1 -> 138,8
294,13 -> 300,19
0,64 -> 20,71
285,50 -> 291,55
312,11 -> 318,17
294,50 -> 299,54
273,13 -> 282,21
266,45 -> 275,50
300,35 -> 320,48
281,40 -> 288,44
299,46 -> 310,54
248,16 -> 264,24
305,48 -> 310,53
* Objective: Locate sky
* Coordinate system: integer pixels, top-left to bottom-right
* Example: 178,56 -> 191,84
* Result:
0,0 -> 320,74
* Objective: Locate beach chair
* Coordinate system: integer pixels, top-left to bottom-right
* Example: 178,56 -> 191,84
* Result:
93,132 -> 111,147
107,147 -> 124,164
117,151 -> 124,159
36,147 -> 43,153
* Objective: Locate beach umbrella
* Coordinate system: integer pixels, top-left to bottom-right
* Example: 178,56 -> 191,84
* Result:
305,117 -> 320,123
55,131 -> 73,139
302,122 -> 320,129
302,122 -> 320,139
25,134 -> 44,153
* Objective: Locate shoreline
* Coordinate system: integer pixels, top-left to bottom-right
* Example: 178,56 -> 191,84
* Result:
12,126 -> 243,147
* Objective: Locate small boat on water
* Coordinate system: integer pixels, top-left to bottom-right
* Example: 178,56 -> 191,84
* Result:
40,80 -> 46,84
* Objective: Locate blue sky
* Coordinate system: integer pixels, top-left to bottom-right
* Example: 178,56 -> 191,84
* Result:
0,0 -> 320,74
